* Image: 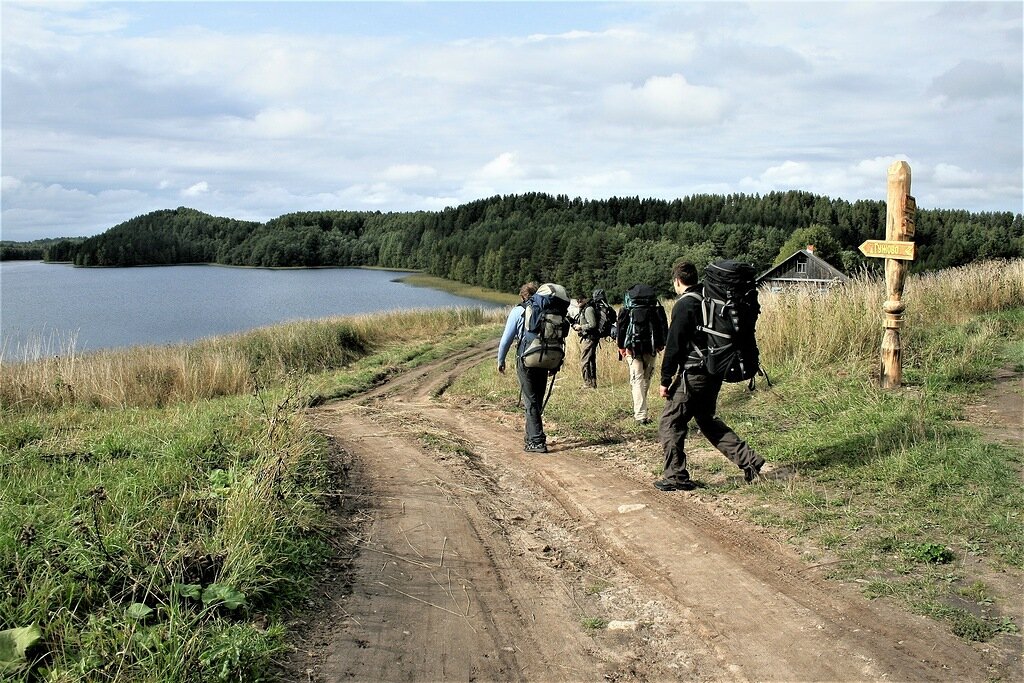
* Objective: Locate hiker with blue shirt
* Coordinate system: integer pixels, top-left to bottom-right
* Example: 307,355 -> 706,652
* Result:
497,281 -> 552,453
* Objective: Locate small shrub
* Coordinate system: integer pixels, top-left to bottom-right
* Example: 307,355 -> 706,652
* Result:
904,542 -> 955,564
949,611 -> 995,641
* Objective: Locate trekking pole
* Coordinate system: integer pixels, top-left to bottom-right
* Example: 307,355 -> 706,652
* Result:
542,373 -> 556,410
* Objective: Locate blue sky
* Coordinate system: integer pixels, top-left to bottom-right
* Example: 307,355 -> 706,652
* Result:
2,1 -> 1022,241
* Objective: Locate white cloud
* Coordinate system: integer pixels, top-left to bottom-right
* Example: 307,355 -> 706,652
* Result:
2,176 -> 24,192
928,60 -> 1021,103
602,74 -> 729,128
932,163 -> 985,188
182,182 -> 210,197
0,176 -> 148,239
570,170 -> 634,193
476,152 -> 525,181
247,107 -> 323,138
379,164 -> 438,182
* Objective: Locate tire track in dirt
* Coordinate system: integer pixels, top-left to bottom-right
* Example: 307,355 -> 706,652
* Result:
293,340 -> 1010,682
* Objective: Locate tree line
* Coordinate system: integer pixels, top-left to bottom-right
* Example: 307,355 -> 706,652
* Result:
1,237 -> 84,262
24,191 -> 1024,301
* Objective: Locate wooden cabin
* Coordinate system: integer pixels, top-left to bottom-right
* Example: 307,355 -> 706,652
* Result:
757,245 -> 849,292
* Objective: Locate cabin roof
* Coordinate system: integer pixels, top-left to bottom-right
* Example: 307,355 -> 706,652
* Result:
757,249 -> 850,284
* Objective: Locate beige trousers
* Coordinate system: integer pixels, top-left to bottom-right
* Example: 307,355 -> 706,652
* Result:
626,352 -> 657,421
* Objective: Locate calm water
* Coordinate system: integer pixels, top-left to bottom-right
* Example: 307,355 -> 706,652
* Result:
0,262 -> 501,358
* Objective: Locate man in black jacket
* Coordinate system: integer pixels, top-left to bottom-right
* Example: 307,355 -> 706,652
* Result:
655,261 -> 765,491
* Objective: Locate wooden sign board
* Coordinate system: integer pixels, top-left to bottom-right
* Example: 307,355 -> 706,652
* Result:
858,239 -> 916,260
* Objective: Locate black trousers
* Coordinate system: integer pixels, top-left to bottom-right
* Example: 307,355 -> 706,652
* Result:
516,360 -> 549,446
658,371 -> 763,482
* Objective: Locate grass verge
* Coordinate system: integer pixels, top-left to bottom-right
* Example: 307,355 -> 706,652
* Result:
0,307 -> 503,680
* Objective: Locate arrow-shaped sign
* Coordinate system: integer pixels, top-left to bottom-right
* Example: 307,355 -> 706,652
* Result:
858,239 -> 916,260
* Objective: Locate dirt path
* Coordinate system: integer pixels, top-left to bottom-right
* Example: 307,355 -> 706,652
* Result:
288,341 -> 1015,682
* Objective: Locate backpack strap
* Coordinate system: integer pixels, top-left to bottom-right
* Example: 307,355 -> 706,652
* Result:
680,291 -> 709,367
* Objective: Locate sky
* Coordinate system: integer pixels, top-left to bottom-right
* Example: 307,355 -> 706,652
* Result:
1,1 -> 1022,242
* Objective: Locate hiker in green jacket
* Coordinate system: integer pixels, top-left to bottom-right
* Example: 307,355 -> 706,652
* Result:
573,293 -> 600,389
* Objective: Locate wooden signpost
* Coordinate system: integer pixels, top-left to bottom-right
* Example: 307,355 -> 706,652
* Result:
862,160 -> 917,388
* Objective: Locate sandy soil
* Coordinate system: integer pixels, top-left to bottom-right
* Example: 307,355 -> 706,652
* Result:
284,341 -> 1021,682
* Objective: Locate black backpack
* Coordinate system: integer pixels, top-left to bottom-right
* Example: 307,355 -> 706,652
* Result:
588,289 -> 616,340
622,284 -> 660,353
594,301 -> 616,339
682,260 -> 768,388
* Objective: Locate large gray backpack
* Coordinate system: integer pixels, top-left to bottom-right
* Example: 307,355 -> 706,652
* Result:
518,283 -> 571,372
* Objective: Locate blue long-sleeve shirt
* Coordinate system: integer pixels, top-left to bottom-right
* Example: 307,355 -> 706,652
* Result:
497,304 -> 525,370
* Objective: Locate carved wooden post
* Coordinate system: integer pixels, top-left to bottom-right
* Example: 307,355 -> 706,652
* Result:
880,161 -> 915,388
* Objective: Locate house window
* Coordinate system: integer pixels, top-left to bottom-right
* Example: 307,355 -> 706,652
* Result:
796,259 -> 807,274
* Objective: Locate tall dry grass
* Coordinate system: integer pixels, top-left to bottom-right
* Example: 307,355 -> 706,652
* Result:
757,259 -> 1024,367
0,307 -> 503,412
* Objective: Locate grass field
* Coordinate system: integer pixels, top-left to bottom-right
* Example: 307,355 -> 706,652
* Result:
2,259 -> 1022,679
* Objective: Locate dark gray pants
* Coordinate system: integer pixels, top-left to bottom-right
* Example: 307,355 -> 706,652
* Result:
517,360 -> 549,446
580,336 -> 598,388
658,371 -> 763,482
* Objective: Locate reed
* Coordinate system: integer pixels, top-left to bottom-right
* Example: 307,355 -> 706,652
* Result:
0,307 -> 504,412
756,258 -> 1024,368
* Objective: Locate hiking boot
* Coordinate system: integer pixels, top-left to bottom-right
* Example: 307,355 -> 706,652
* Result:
743,460 -> 765,483
524,442 -> 548,454
653,478 -> 697,492
636,417 -> 651,425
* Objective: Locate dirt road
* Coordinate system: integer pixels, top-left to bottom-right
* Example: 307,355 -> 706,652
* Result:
289,340 -> 1014,682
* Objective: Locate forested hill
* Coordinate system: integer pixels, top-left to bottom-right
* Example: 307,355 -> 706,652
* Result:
43,193 -> 1023,300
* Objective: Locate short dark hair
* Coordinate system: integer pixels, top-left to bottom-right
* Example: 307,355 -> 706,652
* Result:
672,261 -> 698,286
519,282 -> 538,300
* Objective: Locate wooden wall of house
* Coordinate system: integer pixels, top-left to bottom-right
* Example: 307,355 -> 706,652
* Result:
772,255 -> 839,281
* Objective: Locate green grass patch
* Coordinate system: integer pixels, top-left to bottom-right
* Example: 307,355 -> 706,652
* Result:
580,616 -> 608,631
398,273 -> 519,306
0,388 -> 328,680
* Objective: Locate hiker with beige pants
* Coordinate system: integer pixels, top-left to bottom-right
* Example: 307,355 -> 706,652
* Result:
616,283 -> 668,424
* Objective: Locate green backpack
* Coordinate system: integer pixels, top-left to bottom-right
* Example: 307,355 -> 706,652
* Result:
622,284 -> 660,353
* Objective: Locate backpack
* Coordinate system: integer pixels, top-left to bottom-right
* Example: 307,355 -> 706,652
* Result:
593,301 -> 616,339
622,284 -> 660,353
519,283 -> 571,372
589,289 -> 616,340
682,260 -> 767,387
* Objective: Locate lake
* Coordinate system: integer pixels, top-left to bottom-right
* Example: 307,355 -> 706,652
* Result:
0,261 -> 502,359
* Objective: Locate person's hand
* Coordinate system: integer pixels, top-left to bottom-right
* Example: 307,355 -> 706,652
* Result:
498,363 -> 505,375
659,384 -> 669,398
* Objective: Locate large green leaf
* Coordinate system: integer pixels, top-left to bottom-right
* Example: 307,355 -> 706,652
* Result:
125,603 -> 154,621
172,582 -> 203,600
201,584 -> 247,610
0,625 -> 41,673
